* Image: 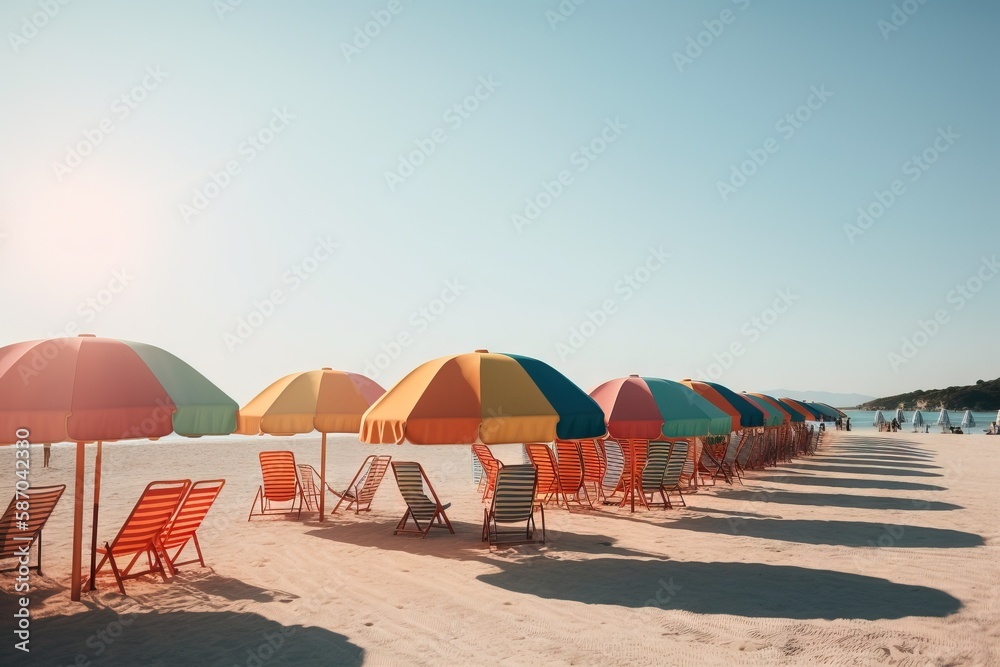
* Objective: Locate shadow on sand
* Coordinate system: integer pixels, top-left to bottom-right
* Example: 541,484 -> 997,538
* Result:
809,456 -> 941,470
719,489 -> 963,511
477,558 -> 961,620
23,609 -> 363,666
752,475 -> 947,491
663,517 -> 983,548
778,463 -> 942,478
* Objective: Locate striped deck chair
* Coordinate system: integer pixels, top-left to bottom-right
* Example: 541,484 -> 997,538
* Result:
678,441 -> 697,491
600,439 -> 625,503
0,485 -> 65,576
391,462 -> 454,538
639,442 -> 671,509
482,465 -> 545,548
331,455 -> 392,514
297,464 -> 326,512
735,431 -> 758,472
555,440 -> 593,509
525,443 -> 566,507
579,439 -> 606,502
248,451 -> 304,520
720,434 -> 743,484
698,440 -> 725,486
661,441 -> 688,508
471,445 -> 502,502
159,479 -> 225,570
88,480 -> 190,594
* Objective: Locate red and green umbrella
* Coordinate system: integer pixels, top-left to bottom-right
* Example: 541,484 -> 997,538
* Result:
589,375 -> 732,439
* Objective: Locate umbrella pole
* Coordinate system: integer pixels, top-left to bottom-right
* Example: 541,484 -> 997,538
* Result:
630,439 -> 636,513
71,441 -> 85,602
89,441 -> 103,590
319,432 -> 327,522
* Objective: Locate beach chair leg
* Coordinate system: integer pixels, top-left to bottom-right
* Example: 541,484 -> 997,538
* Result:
36,535 -> 43,576
394,509 -> 413,535
106,549 -> 127,595
248,487 -> 263,521
439,509 -> 455,534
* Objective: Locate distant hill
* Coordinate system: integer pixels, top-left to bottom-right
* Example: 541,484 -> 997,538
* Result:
761,389 -> 875,408
859,378 -> 1000,411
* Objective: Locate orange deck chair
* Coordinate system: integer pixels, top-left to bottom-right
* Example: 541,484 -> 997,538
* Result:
472,444 -> 502,502
391,462 -> 454,538
331,455 -> 392,514
555,440 -> 594,509
0,484 -> 65,576
525,443 -> 567,507
248,451 -> 304,520
88,480 -> 190,594
159,479 -> 225,570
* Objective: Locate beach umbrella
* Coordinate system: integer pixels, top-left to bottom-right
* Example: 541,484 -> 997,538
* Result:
681,380 -> 766,429
781,398 -> 823,421
0,335 -> 237,601
361,350 -> 606,445
874,410 -> 886,427
894,408 -> 906,424
804,402 -> 839,421
912,410 -> 925,428
961,410 -> 976,429
589,376 -> 732,511
746,394 -> 793,423
740,394 -> 784,427
937,408 -> 951,426
237,368 -> 385,520
776,398 -> 812,422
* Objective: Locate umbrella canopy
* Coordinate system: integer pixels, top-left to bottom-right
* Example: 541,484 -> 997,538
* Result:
874,410 -> 886,426
775,398 -> 811,423
912,410 -> 925,427
682,380 -> 766,428
589,375 -> 732,439
894,408 -> 906,423
804,402 -> 839,421
746,393 -> 794,424
937,408 -> 952,426
961,410 -> 976,428
739,394 -> 784,427
360,350 -> 606,444
238,368 -> 386,520
782,398 -> 823,421
0,335 -> 237,602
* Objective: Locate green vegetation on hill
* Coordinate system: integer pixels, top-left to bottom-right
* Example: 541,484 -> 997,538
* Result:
859,378 -> 1000,411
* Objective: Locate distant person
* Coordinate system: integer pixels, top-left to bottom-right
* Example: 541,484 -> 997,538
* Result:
891,418 -> 899,432
43,443 -> 51,468
846,417 -> 851,431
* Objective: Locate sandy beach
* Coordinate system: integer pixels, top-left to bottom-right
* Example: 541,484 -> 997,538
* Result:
1,430 -> 996,666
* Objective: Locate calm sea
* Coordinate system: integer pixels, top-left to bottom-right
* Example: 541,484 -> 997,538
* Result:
837,409 -> 999,432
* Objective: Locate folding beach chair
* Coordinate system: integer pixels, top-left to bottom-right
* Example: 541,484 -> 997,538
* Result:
471,444 -> 502,502
483,464 -> 545,549
555,440 -> 594,509
331,455 -> 392,514
638,441 -> 671,509
391,462 -> 454,538
159,479 -> 225,570
661,441 -> 689,508
525,443 -> 566,507
0,485 -> 65,576
88,480 -> 190,594
601,439 -> 625,502
579,439 -> 607,502
248,451 -> 304,520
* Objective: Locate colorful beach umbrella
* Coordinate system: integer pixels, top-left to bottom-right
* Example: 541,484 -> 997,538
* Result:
360,350 -> 606,445
937,408 -> 952,426
739,394 -> 783,427
775,398 -> 809,423
746,393 -> 795,423
781,398 -> 823,421
0,335 -> 237,601
237,368 -> 386,520
681,380 -> 766,429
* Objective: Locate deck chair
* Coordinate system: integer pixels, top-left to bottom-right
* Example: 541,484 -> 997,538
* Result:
601,439 -> 625,502
555,441 -> 594,509
159,479 -> 225,570
391,462 -> 454,538
617,439 -> 648,507
525,443 -> 566,506
579,439 -> 606,502
482,465 -> 545,548
639,442 -> 671,509
88,480 -> 190,594
331,455 -> 392,514
472,445 -> 502,502
677,441 -> 697,491
248,451 -> 304,520
661,441 -> 689,508
0,485 -> 65,576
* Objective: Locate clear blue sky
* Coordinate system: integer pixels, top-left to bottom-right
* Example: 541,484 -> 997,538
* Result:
2,0 -> 997,403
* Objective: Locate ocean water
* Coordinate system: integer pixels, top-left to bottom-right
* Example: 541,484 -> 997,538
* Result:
837,409 -> 999,433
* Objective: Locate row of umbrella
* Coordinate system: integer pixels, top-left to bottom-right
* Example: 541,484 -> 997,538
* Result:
874,408 -> 978,429
0,336 -> 838,601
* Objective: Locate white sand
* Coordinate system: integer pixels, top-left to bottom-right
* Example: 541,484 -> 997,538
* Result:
1,431 -> 998,666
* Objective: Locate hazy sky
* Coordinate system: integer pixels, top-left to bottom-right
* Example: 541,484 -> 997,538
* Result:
2,1 -> 997,403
